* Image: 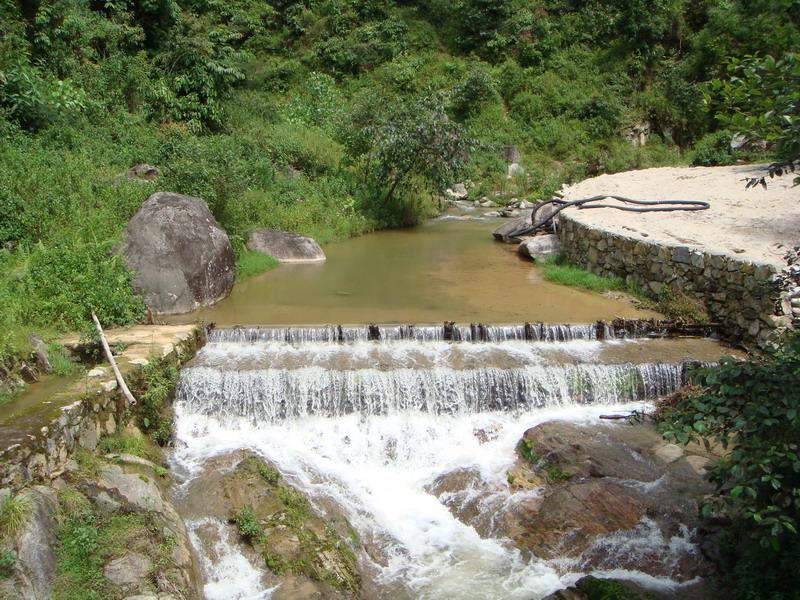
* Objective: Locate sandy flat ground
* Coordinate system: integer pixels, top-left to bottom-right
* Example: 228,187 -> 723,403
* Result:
561,164 -> 800,267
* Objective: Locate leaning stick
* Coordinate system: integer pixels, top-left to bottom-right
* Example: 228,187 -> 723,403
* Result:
91,312 -> 137,406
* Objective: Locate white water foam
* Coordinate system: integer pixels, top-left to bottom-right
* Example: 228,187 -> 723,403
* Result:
186,517 -> 279,600
173,402 -> 663,599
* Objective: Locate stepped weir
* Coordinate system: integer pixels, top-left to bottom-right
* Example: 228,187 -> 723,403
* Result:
173,322 -> 731,599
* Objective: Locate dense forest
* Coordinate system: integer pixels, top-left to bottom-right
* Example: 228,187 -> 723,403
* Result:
1,0 -> 798,352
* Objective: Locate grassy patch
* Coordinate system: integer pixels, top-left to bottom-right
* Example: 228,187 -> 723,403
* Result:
48,344 -> 81,378
0,549 -> 15,578
97,433 -> 154,461
0,493 -> 32,538
234,507 -> 263,541
236,250 -> 280,281
541,259 -> 625,293
540,256 -> 711,323
655,287 -> 711,324
52,483 -> 179,600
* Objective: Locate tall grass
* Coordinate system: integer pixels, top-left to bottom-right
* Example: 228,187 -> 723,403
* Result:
0,493 -> 33,538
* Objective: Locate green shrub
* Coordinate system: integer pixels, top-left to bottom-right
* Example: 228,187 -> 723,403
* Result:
236,251 -> 279,281
658,334 -> 800,597
0,493 -> 32,538
690,130 -> 738,166
21,239 -> 145,331
234,507 -> 262,540
134,359 -> 179,446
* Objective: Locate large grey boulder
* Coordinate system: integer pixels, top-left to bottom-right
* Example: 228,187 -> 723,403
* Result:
120,192 -> 235,315
518,234 -> 562,261
247,229 -> 326,263
14,487 -> 59,600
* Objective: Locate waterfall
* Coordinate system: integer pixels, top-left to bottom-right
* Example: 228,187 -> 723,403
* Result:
173,332 -> 715,599
177,362 -> 683,422
205,322 -> 624,344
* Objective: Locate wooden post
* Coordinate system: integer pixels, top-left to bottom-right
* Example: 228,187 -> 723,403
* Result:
91,312 -> 137,406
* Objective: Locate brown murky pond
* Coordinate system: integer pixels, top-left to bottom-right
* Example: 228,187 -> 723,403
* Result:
169,215 -> 657,326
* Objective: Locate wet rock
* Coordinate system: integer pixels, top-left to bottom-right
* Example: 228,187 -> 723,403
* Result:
13,487 -> 59,600
492,215 -> 531,243
544,575 -> 674,600
120,192 -> 235,315
87,367 -> 106,378
502,421 -> 716,582
181,451 -> 362,597
518,235 -> 562,261
426,468 -> 501,538
18,362 -> 39,383
247,229 -> 326,263
105,552 -> 153,587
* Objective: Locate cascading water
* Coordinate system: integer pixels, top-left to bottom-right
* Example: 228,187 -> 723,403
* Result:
206,322 -> 631,344
172,328 -> 722,599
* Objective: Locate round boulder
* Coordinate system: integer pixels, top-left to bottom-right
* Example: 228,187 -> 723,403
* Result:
120,192 -> 235,315
247,229 -> 326,263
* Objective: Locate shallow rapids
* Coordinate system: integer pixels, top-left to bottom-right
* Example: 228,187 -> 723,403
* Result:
172,334 -> 732,598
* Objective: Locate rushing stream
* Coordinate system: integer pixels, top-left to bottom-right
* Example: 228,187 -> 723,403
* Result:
172,329 -> 731,599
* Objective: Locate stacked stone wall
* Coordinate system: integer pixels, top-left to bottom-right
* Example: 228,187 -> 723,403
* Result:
559,215 -> 795,347
0,328 -> 204,487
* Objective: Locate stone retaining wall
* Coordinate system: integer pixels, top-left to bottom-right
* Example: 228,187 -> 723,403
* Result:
0,327 -> 204,487
559,215 -> 795,347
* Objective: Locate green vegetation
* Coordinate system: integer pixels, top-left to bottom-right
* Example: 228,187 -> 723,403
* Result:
655,286 -> 710,324
0,493 -> 32,538
708,53 -> 800,185
47,344 -> 81,378
541,258 -> 626,293
233,456 -> 360,591
657,333 -> 800,598
540,255 -> 710,323
53,485 -> 177,600
578,577 -> 654,600
0,0 -> 796,369
236,250 -> 279,281
131,357 -> 180,445
234,506 -> 262,540
0,549 -> 15,578
97,433 -> 156,462
518,438 -> 572,484
253,459 -> 281,486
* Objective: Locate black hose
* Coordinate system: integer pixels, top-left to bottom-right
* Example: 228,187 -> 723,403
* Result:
511,195 -> 710,239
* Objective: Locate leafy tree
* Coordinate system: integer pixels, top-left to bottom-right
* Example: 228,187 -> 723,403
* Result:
706,52 -> 799,185
658,334 -> 800,597
360,94 -> 472,214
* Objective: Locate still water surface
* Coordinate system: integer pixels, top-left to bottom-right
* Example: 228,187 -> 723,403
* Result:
170,216 -> 655,325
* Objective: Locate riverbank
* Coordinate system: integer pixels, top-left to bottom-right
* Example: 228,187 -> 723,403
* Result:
557,164 -> 800,347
